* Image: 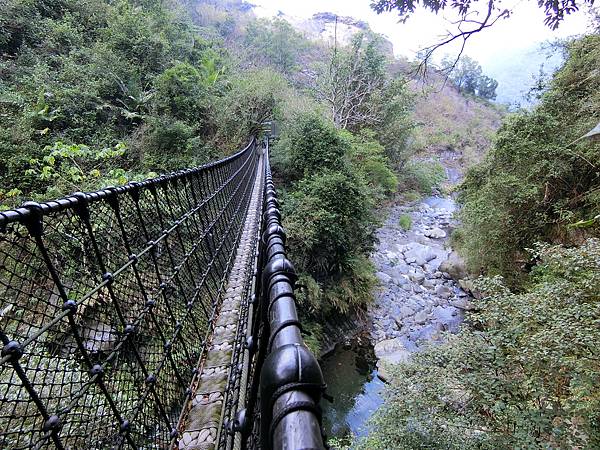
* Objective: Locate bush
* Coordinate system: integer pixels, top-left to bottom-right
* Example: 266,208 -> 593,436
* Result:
283,168 -> 374,280
398,160 -> 446,194
154,63 -> 209,122
398,214 -> 412,230
275,112 -> 348,179
346,130 -> 398,201
357,239 -> 600,449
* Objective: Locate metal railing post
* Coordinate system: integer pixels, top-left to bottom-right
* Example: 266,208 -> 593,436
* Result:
257,137 -> 326,450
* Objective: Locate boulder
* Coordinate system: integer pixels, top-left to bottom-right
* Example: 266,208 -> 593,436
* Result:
434,285 -> 453,299
422,278 -> 435,289
404,243 -> 436,265
409,271 -> 425,283
450,297 -> 475,310
374,338 -> 411,381
395,305 -> 415,320
425,227 -> 447,239
413,309 -> 428,324
439,251 -> 467,281
458,278 -> 483,299
376,271 -> 392,284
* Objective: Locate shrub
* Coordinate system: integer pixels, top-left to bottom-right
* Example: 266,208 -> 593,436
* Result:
346,130 -> 398,201
398,214 -> 412,230
275,112 -> 348,179
283,168 -> 374,280
398,160 -> 446,194
356,239 -> 600,449
154,63 -> 208,122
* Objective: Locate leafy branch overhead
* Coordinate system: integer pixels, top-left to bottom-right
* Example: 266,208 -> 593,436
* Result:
370,0 -> 593,71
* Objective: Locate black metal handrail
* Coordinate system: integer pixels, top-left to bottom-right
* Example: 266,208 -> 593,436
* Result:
256,138 -> 326,450
0,139 -> 259,449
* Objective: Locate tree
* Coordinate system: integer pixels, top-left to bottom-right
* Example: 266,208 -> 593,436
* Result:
315,32 -> 387,129
441,55 -> 498,100
243,18 -> 306,75
477,75 -> 498,100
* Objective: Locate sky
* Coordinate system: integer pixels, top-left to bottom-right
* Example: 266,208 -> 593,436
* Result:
251,0 -> 591,67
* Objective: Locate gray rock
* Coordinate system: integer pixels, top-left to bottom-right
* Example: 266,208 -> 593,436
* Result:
396,305 -> 415,319
439,251 -> 468,281
413,309 -> 428,324
435,285 -> 453,299
81,322 -> 117,353
422,279 -> 435,288
376,272 -> 392,284
388,265 -> 410,279
404,243 -> 436,265
459,278 -> 483,299
450,297 -> 475,310
374,339 -> 412,381
400,283 -> 412,292
409,271 -> 425,283
425,227 -> 447,239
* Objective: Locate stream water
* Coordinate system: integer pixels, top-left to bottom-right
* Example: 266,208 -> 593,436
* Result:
320,157 -> 472,440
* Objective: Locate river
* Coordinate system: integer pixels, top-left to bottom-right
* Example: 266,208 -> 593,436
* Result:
321,158 -> 472,440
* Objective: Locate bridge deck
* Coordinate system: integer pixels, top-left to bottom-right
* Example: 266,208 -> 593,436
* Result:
178,151 -> 264,449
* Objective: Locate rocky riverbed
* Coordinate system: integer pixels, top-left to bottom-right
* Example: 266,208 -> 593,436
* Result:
321,152 -> 475,437
369,194 -> 472,380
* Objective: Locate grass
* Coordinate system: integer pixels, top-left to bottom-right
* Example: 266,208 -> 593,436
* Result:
402,190 -> 422,203
399,214 -> 412,231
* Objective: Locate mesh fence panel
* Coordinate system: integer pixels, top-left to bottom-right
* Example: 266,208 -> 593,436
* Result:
0,140 -> 258,449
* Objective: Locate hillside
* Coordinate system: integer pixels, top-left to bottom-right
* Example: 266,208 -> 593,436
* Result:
410,77 -> 505,168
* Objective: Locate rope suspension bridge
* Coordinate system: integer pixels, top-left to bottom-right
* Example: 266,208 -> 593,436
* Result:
0,135 -> 326,449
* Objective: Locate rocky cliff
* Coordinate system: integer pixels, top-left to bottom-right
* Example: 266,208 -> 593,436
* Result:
283,12 -> 395,57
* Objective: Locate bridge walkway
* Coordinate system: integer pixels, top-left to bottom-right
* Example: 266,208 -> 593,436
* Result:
178,150 -> 264,449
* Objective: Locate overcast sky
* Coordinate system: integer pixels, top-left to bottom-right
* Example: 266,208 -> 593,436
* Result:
252,0 -> 591,67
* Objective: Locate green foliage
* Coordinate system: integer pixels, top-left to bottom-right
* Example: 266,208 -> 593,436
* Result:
372,78 -> 416,168
243,18 -> 306,75
398,214 -> 412,230
458,34 -> 600,280
154,63 -> 208,122
0,0 -> 295,206
357,239 -> 600,449
345,130 -> 399,200
276,113 -> 348,179
274,111 -> 401,315
477,75 -> 499,101
283,168 -> 374,279
215,69 -> 290,150
398,160 -> 446,194
23,141 -> 155,200
442,55 -> 498,100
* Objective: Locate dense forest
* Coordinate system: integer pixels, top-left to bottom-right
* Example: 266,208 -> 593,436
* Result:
2,0 -> 598,448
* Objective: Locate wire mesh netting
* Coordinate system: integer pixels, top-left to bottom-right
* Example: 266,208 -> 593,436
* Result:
0,139 -> 259,449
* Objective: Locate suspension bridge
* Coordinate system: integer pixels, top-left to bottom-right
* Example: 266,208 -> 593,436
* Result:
0,136 -> 326,449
